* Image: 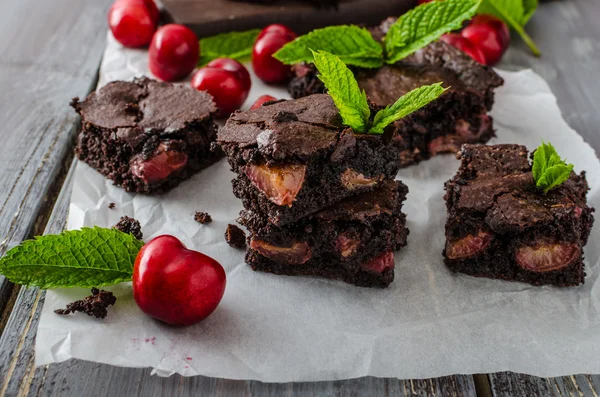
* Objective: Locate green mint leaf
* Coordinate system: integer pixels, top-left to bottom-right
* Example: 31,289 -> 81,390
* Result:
312,50 -> 370,133
478,0 -> 541,56
370,83 -> 447,134
521,0 -> 538,24
274,26 -> 384,68
0,227 -> 144,289
198,29 -> 261,66
532,142 -> 574,193
384,0 -> 481,64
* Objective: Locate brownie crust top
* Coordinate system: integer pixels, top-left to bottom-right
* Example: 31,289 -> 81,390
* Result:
71,77 -> 216,132
446,144 -> 592,234
218,94 -> 388,161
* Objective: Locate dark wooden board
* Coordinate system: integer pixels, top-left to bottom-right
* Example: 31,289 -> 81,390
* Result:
162,0 -> 415,36
0,0 -> 111,322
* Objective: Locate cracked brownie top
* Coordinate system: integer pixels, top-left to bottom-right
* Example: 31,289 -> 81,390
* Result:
217,94 -> 393,164
445,144 -> 592,236
71,77 -> 216,133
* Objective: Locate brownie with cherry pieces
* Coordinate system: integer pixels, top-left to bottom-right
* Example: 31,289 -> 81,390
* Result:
289,17 -> 503,167
444,144 -> 595,287
216,94 -> 400,226
240,180 -> 409,288
71,77 -> 220,194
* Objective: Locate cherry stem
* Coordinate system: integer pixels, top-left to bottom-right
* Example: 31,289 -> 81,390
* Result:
513,23 -> 541,57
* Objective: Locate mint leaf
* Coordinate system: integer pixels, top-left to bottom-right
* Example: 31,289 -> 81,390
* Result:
478,0 -> 541,56
198,29 -> 261,66
0,227 -> 144,289
312,50 -> 371,133
384,0 -> 481,64
370,83 -> 447,134
274,26 -> 384,68
521,0 -> 538,24
532,142 -> 574,193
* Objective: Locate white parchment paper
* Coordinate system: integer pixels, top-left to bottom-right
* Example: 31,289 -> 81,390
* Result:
35,34 -> 600,380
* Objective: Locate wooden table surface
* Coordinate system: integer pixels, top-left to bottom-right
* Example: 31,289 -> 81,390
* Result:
0,0 -> 599,395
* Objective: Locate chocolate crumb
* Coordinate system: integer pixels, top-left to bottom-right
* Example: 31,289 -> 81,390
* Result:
55,288 -> 116,319
225,224 -> 246,249
108,202 -> 116,209
113,216 -> 143,240
194,211 -> 212,224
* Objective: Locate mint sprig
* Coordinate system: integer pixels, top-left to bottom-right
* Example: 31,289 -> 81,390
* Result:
532,142 -> 574,193
478,0 -> 540,56
384,0 -> 481,64
274,26 -> 384,68
312,50 -> 371,132
0,227 -> 144,289
370,83 -> 447,134
312,50 -> 446,134
198,29 -> 261,66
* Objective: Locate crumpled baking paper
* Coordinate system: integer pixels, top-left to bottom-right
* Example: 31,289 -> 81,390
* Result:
35,33 -> 600,381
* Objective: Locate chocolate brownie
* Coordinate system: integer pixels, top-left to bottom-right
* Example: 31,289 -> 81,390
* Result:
72,77 -> 220,194
216,94 -> 400,226
444,144 -> 595,287
225,224 -> 247,249
240,180 -> 409,288
289,18 -> 503,167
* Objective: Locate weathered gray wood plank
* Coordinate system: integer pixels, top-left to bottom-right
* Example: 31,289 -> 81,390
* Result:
490,372 -> 600,397
0,0 -> 111,318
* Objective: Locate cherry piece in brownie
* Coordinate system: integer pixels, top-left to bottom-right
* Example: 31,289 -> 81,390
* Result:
216,94 -> 400,226
240,180 -> 409,288
289,18 -> 503,167
72,77 -> 220,194
444,144 -> 595,287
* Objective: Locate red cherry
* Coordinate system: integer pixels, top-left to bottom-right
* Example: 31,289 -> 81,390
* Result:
462,15 -> 510,65
133,235 -> 226,326
191,67 -> 249,117
250,95 -> 277,110
108,0 -> 157,48
252,31 -> 297,84
207,58 -> 252,92
149,24 -> 199,82
141,0 -> 160,23
417,0 -> 435,4
130,142 -> 188,184
257,24 -> 296,41
440,33 -> 487,65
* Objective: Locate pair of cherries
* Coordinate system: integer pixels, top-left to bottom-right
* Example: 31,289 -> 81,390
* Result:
109,0 -> 200,81
191,24 -> 296,117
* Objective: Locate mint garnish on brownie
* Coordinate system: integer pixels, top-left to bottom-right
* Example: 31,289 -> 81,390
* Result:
311,50 -> 446,134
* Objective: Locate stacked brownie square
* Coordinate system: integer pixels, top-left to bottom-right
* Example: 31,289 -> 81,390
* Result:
217,94 -> 409,287
289,17 -> 504,167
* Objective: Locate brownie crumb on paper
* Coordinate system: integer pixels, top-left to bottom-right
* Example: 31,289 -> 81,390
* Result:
108,202 -> 116,209
113,216 -> 143,240
225,224 -> 246,249
55,288 -> 117,319
194,211 -> 212,224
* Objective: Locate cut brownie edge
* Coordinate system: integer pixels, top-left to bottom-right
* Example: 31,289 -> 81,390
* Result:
443,144 -> 595,287
247,249 -> 396,288
241,180 -> 409,288
73,78 -> 221,194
